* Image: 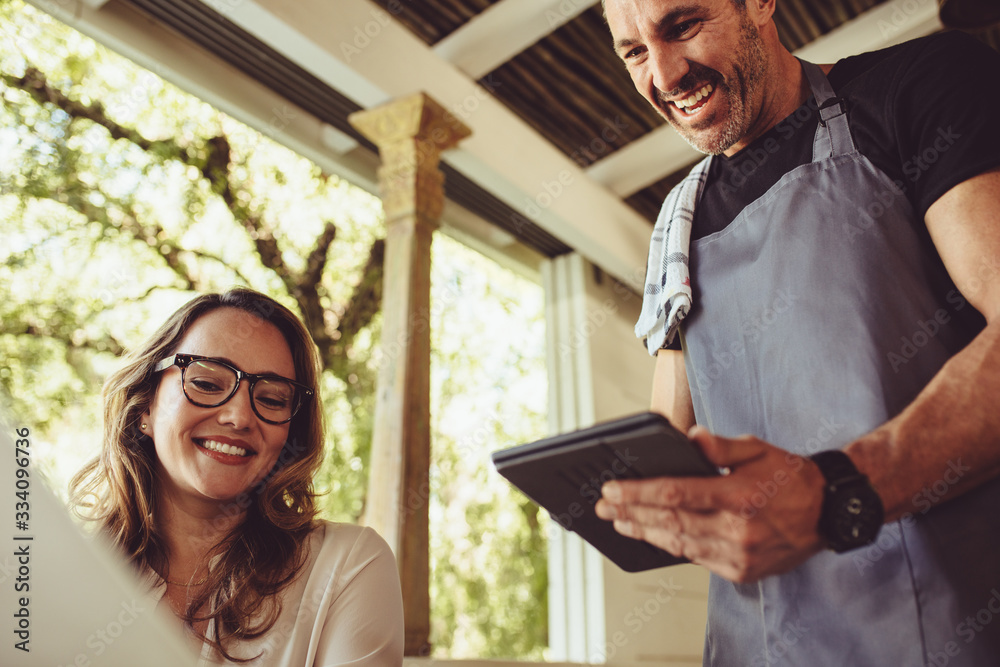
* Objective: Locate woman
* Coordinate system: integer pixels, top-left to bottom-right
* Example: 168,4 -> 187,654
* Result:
71,287 -> 404,665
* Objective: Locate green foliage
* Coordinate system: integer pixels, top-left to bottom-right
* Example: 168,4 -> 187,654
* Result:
0,0 -> 384,517
428,236 -> 549,659
1,0 -> 550,659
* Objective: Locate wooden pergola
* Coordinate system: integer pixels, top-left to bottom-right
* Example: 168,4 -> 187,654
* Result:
27,0 -> 1000,663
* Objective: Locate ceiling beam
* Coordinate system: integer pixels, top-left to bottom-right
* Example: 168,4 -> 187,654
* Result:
794,0 -> 942,62
433,0 -> 599,79
210,0 -> 655,290
585,125 -> 698,197
199,0 -> 391,109
584,0 -> 943,198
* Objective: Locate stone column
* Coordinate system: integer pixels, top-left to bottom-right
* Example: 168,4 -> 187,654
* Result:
349,93 -> 470,657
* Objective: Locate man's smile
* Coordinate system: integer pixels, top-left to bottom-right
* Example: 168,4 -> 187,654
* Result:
672,84 -> 715,115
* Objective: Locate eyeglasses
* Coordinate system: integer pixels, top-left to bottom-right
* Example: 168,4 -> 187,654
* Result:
154,354 -> 313,425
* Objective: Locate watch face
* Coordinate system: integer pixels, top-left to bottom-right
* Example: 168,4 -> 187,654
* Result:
811,450 -> 886,553
830,486 -> 882,547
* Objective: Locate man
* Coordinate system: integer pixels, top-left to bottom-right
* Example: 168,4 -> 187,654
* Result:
596,0 -> 1000,664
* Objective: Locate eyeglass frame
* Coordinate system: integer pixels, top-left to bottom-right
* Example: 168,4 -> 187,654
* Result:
153,353 -> 314,425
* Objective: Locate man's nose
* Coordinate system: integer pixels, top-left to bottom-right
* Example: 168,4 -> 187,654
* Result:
647,43 -> 691,99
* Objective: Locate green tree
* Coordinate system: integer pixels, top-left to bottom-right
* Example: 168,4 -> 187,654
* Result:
1,0 -> 549,658
0,0 -> 382,519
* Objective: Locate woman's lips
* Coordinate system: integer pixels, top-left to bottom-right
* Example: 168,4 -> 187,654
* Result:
194,438 -> 254,464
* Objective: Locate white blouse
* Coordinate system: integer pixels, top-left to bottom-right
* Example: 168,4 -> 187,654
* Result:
143,522 -> 404,666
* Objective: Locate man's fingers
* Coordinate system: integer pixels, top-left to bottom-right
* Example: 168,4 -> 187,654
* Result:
608,508 -> 786,582
611,513 -> 735,565
601,475 -> 721,510
594,427 -> 827,583
688,426 -> 768,468
612,518 -> 687,557
606,503 -> 731,541
599,430 -> 770,508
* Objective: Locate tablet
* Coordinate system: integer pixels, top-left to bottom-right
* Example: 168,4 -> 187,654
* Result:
491,412 -> 719,572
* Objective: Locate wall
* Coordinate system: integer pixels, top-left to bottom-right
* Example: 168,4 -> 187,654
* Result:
542,253 -> 709,666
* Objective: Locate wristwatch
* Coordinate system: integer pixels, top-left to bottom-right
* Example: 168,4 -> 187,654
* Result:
810,450 -> 884,553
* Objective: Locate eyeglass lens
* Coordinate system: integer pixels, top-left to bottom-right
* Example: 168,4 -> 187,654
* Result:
184,359 -> 298,422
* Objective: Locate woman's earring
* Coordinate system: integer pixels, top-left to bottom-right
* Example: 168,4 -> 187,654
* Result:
141,423 -> 147,430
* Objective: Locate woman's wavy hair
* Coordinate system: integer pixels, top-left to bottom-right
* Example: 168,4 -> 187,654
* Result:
70,287 -> 325,662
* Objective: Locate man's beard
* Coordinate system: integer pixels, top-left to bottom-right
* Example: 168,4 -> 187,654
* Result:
658,14 -> 768,155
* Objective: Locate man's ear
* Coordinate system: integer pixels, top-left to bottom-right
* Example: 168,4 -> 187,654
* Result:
745,0 -> 777,28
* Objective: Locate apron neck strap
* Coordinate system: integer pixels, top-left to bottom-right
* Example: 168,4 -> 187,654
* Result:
799,58 -> 856,160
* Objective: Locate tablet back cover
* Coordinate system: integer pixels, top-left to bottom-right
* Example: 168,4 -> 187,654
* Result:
492,412 -> 715,572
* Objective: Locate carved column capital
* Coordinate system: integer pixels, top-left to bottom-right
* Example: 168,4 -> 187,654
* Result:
350,93 -> 471,223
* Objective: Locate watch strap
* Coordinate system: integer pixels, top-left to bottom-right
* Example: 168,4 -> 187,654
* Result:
810,450 -> 863,486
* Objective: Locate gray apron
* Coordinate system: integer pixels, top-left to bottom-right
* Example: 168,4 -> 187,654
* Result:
680,61 -> 1000,666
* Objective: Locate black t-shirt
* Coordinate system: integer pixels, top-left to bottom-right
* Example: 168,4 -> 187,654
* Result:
695,30 -> 1000,238
660,31 -> 1000,350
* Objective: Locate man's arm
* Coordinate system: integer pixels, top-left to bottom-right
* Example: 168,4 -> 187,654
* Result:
650,349 -> 696,432
846,167 -> 1000,521
598,168 -> 1000,583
